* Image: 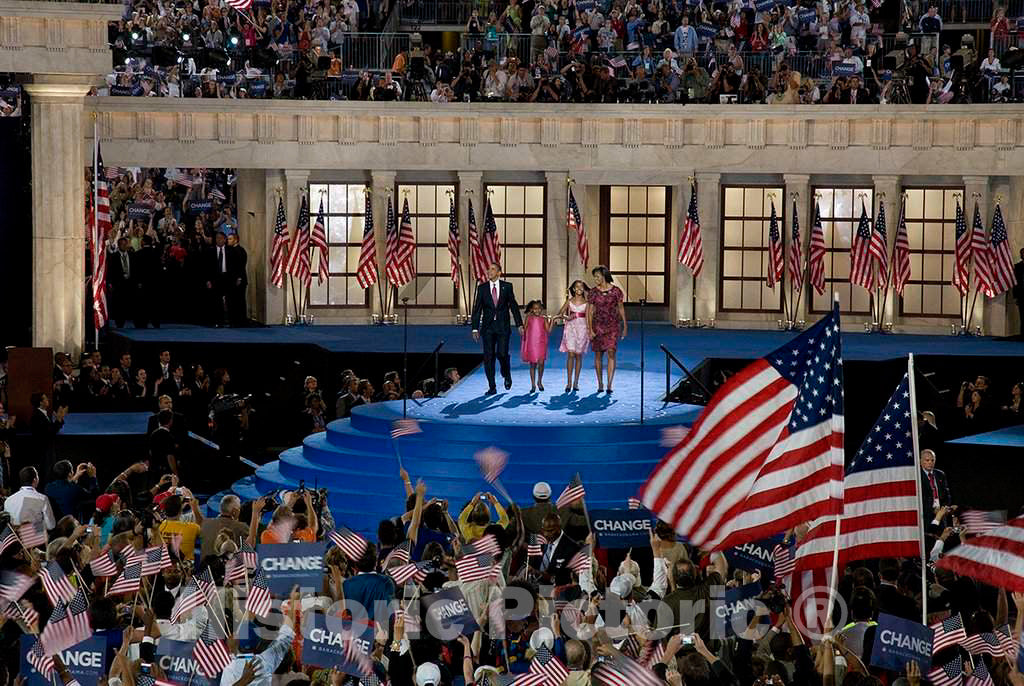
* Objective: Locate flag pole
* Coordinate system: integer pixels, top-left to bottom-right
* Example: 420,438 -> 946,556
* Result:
907,352 -> 927,624
566,177 -> 573,292
876,193 -> 891,331
825,293 -> 843,633
689,177 -> 699,321
366,188 -> 385,321
93,117 -> 101,352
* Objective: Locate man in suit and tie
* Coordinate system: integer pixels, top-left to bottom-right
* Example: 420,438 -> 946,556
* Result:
157,364 -> 190,402
206,231 -> 232,326
107,237 -> 134,328
133,234 -> 163,329
29,392 -> 66,479
842,75 -> 872,104
528,512 -> 581,583
152,349 -> 172,385
471,264 -> 524,395
226,233 -> 248,327
920,449 -> 952,525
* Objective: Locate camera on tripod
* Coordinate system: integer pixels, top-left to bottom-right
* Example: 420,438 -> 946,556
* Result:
409,32 -> 427,81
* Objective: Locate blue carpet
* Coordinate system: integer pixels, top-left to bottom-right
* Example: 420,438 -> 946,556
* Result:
947,424 -> 1024,447
60,412 -> 151,436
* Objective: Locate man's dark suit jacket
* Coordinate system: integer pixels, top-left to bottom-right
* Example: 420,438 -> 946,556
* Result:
920,467 -> 951,524
471,280 -> 523,333
527,532 -> 581,578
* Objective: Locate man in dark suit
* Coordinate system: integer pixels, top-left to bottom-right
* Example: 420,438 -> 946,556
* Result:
1013,248 -> 1024,332
920,449 -> 951,525
133,235 -> 163,328
149,409 -> 180,477
842,75 -> 872,104
471,263 -> 524,395
117,352 -> 134,385
147,395 -> 188,441
205,231 -> 231,326
107,237 -> 134,328
226,234 -> 248,327
876,558 -> 918,620
29,392 -> 66,480
528,512 -> 581,583
335,374 -> 359,419
152,349 -> 172,385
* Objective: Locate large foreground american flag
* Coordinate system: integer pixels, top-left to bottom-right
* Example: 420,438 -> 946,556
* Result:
794,371 -> 922,572
936,514 -> 1024,592
640,303 -> 845,550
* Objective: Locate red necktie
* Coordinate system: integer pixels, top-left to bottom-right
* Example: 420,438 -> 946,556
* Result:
492,283 -> 498,305
928,471 -> 938,501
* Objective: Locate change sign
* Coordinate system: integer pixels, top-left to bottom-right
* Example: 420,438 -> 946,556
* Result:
21,636 -> 106,686
257,541 -> 328,595
712,581 -> 765,637
423,587 -> 479,638
302,614 -> 374,675
870,613 -> 934,672
156,638 -> 219,686
589,509 -> 655,549
725,534 -> 783,574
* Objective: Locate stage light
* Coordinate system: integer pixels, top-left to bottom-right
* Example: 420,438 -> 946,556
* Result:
230,35 -> 239,46
182,32 -> 191,42
177,55 -> 183,64
226,59 -> 232,67
124,58 -> 131,65
131,31 -> 140,40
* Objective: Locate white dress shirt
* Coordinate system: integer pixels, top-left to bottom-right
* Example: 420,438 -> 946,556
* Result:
220,622 -> 295,686
4,486 -> 56,529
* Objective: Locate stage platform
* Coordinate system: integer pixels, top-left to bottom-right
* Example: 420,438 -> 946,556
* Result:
944,424 -> 1024,516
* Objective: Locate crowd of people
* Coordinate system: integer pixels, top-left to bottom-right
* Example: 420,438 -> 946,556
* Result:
101,0 -> 1022,104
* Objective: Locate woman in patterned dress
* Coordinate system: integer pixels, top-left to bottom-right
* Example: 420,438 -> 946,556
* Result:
586,266 -> 627,393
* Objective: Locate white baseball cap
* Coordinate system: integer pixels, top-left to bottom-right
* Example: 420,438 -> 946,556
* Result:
533,482 -> 552,500
415,663 -> 442,686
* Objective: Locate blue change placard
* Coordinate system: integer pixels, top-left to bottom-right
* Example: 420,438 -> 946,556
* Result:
833,62 -> 860,76
423,587 -> 479,639
257,541 -> 329,595
589,509 -> 655,549
712,581 -> 765,637
21,636 -> 106,686
725,534 -> 784,573
126,203 -> 153,220
156,638 -> 219,685
870,613 -> 934,672
189,199 -> 214,212
755,0 -> 775,11
799,8 -> 817,22
302,614 -> 374,674
696,22 -> 718,39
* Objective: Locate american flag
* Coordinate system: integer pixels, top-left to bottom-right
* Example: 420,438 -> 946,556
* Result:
93,147 -> 112,329
591,653 -> 663,686
871,199 -> 890,289
788,198 -> 803,298
640,639 -> 666,668
455,552 -> 498,583
356,190 -> 378,289
568,545 -> 591,575
18,521 -> 47,548
448,195 -> 461,283
530,645 -> 570,685
0,525 -> 17,555
270,197 -> 289,289
388,560 -> 430,585
766,201 -> 783,289
107,562 -> 143,596
224,558 -> 247,585
105,164 -> 123,181
391,418 -> 422,438
328,526 -> 369,561
475,446 -> 508,483
953,198 -> 970,295
527,534 -> 548,557
238,540 -> 259,570
0,571 -> 34,602
678,184 -> 704,278
170,579 -> 205,623
514,673 -> 548,686
851,201 -> 875,291
140,545 -> 172,576
286,194 -> 312,289
226,0 -> 254,11
89,549 -> 119,577
963,633 -> 1005,657
481,198 -> 502,271
209,187 -> 226,202
808,200 -> 826,296
966,657 -> 994,686
772,542 -> 796,585
931,613 -> 968,654
995,624 -> 1017,660
971,203 -> 995,298
41,561 -> 76,605
41,589 -> 91,656
137,674 -> 180,686
794,372 -> 921,571
193,620 -> 233,677
464,534 -> 501,557
381,540 -> 411,570
245,567 -> 272,619
568,187 -> 589,268
961,510 -> 1007,536
386,198 -> 416,287
195,568 -> 217,604
27,639 -> 53,678
986,203 -> 1015,296
891,198 -> 911,297
640,305 -> 844,550
928,654 -> 964,686
343,634 -> 374,677
785,566 -> 835,639
4,600 -> 38,628
627,497 -> 642,510
468,199 -> 486,282
555,473 -> 586,509
937,514 -> 1024,591
311,197 -> 329,285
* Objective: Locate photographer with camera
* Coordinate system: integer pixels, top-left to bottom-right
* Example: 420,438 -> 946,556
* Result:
681,57 -> 710,102
452,62 -> 481,102
708,62 -> 741,103
741,65 -> 767,103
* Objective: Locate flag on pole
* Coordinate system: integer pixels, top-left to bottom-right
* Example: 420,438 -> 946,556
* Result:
891,198 -> 911,297
808,200 -> 826,296
568,187 -> 589,267
245,567 -> 272,619
789,198 -> 803,298
92,146 -> 111,329
481,198 -> 502,270
4,600 -> 38,629
386,198 -> 416,287
388,560 -> 430,585
89,549 -> 119,577
640,304 -> 844,550
468,199 -> 486,282
286,194 -> 312,289
0,571 -> 34,602
17,521 -> 47,548
356,190 -> 377,289
193,621 -> 233,677
766,201 -> 783,289
327,526 -> 369,561
26,640 -> 54,678
447,195 -> 460,283
936,514 -> 1024,592
0,526 -> 17,556
530,645 -> 570,685
678,183 -> 704,278
270,197 -> 289,289
960,510 -> 1007,535
962,632 -> 1006,657
463,534 -> 501,557
224,558 -> 247,585
238,541 -> 259,570
987,203 -> 1015,296
475,446 -> 508,483
169,579 -> 205,623
140,545 -> 172,576
40,561 -> 76,605
851,201 -> 875,291
772,542 -> 796,585
794,372 -> 921,571
391,418 -> 422,438
107,562 -> 143,596
555,473 -> 586,509
568,545 -> 591,575
931,613 -> 967,654
41,589 -> 91,656
381,540 -> 411,569
971,203 -> 995,298
455,552 -> 499,582
527,534 -> 548,557
591,653 -> 663,686
871,199 -> 890,289
226,0 -> 253,11
953,198 -> 970,295
311,197 -> 329,285
966,657 -> 994,686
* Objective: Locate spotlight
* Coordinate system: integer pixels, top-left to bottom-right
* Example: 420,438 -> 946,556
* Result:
182,32 -> 191,42
177,55 -> 183,64
230,35 -> 239,46
226,59 -> 232,67
124,58 -> 131,65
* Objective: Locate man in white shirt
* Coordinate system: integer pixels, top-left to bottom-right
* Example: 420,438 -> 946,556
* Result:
220,595 -> 297,686
4,467 -> 56,530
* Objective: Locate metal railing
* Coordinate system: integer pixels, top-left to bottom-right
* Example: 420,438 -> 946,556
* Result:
661,345 -> 712,404
398,0 -> 477,25
331,33 -> 410,71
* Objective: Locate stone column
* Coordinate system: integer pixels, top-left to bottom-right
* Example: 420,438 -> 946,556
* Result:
457,171 -> 483,319
545,172 -> 571,302
694,172 -> 721,322
236,169 -> 266,323
262,170 -> 288,325
1005,176 -> 1024,336
963,176 -> 991,334
24,79 -> 91,357
783,174 -> 811,323
872,175 -> 901,326
670,176 -> 694,324
370,170 -> 396,318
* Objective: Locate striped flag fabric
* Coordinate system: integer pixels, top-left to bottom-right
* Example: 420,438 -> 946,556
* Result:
678,183 -> 704,278
627,497 -> 642,510
448,195 -> 460,282
17,521 -> 47,548
225,0 -> 254,11
26,639 -> 54,678
286,194 -> 312,289
41,589 -> 91,656
195,568 -> 217,604
209,187 -> 227,202
808,200 -> 826,296
106,562 -> 143,596
962,632 -> 1006,657
961,510 -> 1007,536
0,525 -> 18,555
568,545 -> 591,575
136,674 -> 180,686
238,541 -> 259,570
966,657 -> 994,686
455,552 -> 498,583
356,190 -> 378,289
871,199 -> 890,289
245,567 -> 272,619
140,545 -> 171,576
766,201 -> 783,289
927,654 -> 964,686
555,473 -> 586,509
270,197 -> 289,289
936,514 -> 1024,591
640,639 -> 666,668
995,624 -> 1017,659
794,372 -> 921,571
41,561 -> 77,605
170,579 -> 205,623
514,673 -> 548,686
971,203 -> 995,298
530,645 -> 570,685
568,187 -> 589,267
193,621 -> 232,677
986,203 -> 1015,296
475,446 -> 508,483
464,534 -> 501,557
640,305 -> 844,550
224,558 -> 247,585
953,198 -> 970,295
381,540 -> 411,570
788,198 -> 803,298
311,197 -> 329,285
104,164 -> 123,181
481,198 -> 502,271
591,653 -> 663,686
931,613 -> 968,654
772,542 -> 796,585
851,201 -> 875,291
328,526 -> 369,561
92,147 -> 112,330
343,634 -> 374,677
388,560 -> 430,585
468,199 -> 486,282
891,198 -> 911,297
385,197 -> 416,287
89,549 -> 119,577
391,418 -> 421,438
4,600 -> 39,628
527,534 -> 548,557
786,566 -> 834,639
0,571 -> 34,602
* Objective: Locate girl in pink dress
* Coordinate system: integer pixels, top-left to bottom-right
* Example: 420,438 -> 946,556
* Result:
556,280 -> 590,393
520,300 -> 554,393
